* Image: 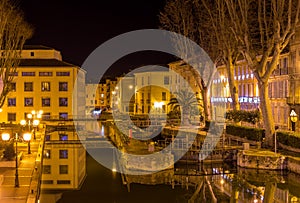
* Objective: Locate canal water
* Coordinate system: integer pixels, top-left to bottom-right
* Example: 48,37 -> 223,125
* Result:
40,122 -> 300,202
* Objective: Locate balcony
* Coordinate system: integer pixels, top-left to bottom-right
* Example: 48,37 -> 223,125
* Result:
287,96 -> 300,105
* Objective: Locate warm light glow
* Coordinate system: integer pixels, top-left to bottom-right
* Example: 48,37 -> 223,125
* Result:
31,110 -> 36,115
23,133 -> 32,141
253,199 -> 258,203
154,101 -> 164,108
290,110 -> 298,122
112,168 -> 117,172
101,93 -> 104,98
20,119 -> 26,126
220,75 -> 225,82
129,85 -> 133,89
220,178 -> 224,185
115,87 -> 119,90
27,113 -> 32,119
37,114 -> 42,119
33,119 -> 40,126
112,91 -> 116,95
39,110 -> 43,115
0,108 -> 2,112
1,133 -> 10,141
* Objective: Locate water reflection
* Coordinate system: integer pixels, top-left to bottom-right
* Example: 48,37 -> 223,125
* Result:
40,122 -> 300,203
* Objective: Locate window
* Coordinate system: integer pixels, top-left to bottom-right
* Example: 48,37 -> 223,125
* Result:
7,113 -> 16,121
59,82 -> 68,91
162,92 -> 167,101
43,165 -> 51,174
45,134 -> 51,141
59,134 -> 68,141
42,98 -> 50,107
44,149 -> 51,158
9,83 -> 16,91
42,112 -> 51,120
57,180 -> 71,184
41,180 -> 53,184
59,150 -> 68,159
39,72 -> 52,76
56,72 -> 70,76
164,76 -> 169,85
41,82 -> 50,91
59,98 -> 68,106
8,72 -> 18,76
30,52 -> 34,56
24,98 -> 33,106
8,98 -> 16,106
22,72 -> 35,76
59,113 -> 68,120
59,165 -> 68,174
24,82 -> 33,91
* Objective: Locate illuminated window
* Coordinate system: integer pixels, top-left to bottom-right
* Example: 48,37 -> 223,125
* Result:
42,98 -> 50,107
59,82 -> 68,91
56,72 -> 70,76
41,82 -> 50,91
22,72 -> 35,76
24,82 -> 33,91
44,149 -> 51,158
59,134 -> 68,141
24,98 -> 33,106
59,150 -> 68,159
8,98 -> 16,106
59,112 -> 68,120
59,98 -> 68,106
39,72 -> 52,76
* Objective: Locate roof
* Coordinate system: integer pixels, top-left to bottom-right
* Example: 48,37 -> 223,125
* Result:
19,59 -> 76,67
132,65 -> 169,74
22,45 -> 55,50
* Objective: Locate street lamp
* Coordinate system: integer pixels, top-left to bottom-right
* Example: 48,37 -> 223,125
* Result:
290,110 -> 298,132
23,133 -> 32,154
32,119 -> 40,139
2,133 -> 19,187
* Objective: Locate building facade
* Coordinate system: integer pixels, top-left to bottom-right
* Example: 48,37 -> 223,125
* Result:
41,124 -> 86,190
0,45 -> 86,123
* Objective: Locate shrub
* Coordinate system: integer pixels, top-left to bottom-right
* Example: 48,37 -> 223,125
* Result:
226,109 -> 261,124
3,142 -> 15,160
226,124 -> 265,141
277,131 -> 300,149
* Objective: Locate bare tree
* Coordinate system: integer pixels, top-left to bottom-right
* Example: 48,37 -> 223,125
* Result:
224,0 -> 300,146
160,0 -> 216,121
0,0 -> 33,108
200,0 -> 241,111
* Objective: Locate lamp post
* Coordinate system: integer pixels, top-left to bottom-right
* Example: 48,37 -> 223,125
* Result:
290,110 -> 298,132
1,132 -> 32,187
23,133 -> 32,154
2,133 -> 17,187
274,126 -> 279,154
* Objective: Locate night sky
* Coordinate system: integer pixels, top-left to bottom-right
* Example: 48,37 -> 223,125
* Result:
20,0 -> 177,82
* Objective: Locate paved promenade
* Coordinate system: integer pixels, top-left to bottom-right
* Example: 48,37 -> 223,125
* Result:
0,131 -> 44,203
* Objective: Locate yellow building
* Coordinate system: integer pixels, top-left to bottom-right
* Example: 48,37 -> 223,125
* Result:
41,124 -> 86,190
134,69 -> 172,115
0,45 -> 86,123
212,53 -> 290,129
